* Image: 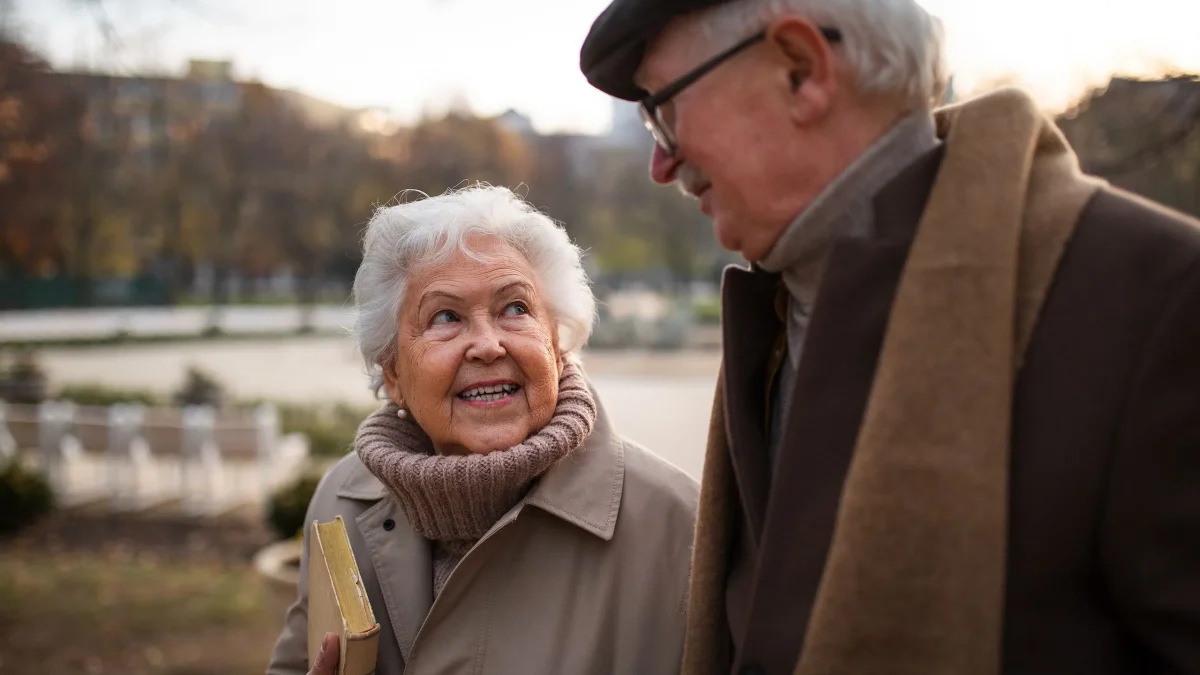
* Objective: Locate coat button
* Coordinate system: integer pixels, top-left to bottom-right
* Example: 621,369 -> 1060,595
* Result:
382,518 -> 395,531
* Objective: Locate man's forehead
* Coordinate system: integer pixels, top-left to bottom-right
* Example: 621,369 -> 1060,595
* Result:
635,15 -> 707,91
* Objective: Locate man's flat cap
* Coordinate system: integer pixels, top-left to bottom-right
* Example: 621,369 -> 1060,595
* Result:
580,0 -> 734,101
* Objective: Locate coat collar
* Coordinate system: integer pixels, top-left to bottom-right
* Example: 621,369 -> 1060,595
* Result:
717,144 -> 947,544
335,378 -> 624,541
335,451 -> 391,501
718,264 -> 782,539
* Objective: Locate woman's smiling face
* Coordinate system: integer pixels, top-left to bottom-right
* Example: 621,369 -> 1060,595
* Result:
383,235 -> 563,455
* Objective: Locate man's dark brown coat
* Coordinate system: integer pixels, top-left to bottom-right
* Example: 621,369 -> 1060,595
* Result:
683,94 -> 1200,675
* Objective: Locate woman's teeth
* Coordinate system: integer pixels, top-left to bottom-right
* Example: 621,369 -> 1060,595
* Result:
459,384 -> 519,401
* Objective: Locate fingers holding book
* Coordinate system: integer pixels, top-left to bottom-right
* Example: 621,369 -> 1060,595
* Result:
308,633 -> 339,675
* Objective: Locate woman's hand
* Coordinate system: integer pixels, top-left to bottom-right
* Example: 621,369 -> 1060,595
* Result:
307,633 -> 339,675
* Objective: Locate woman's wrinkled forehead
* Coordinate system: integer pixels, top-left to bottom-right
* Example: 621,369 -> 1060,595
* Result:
402,236 -> 541,308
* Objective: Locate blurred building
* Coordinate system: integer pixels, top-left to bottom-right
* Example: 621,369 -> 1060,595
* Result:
494,108 -> 537,137
275,89 -> 384,132
43,59 -> 376,172
45,60 -> 242,169
602,99 -> 650,150
491,107 -> 601,181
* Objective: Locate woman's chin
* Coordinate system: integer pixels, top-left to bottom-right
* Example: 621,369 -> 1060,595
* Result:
440,394 -> 553,454
459,430 -> 526,454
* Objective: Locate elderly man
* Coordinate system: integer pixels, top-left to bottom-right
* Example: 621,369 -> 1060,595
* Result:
580,1 -> 1200,675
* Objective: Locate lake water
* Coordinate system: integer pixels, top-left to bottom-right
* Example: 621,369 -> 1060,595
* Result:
37,339 -> 722,479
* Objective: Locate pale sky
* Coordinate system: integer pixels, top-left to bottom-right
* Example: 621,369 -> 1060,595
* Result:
13,0 -> 1200,135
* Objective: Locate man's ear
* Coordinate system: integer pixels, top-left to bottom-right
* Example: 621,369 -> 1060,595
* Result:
765,16 -> 839,125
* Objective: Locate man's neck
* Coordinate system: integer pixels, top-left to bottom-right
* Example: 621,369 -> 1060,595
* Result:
758,109 -> 940,365
759,109 -> 938,274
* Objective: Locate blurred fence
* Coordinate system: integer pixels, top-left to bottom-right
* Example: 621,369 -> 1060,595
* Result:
1,399 -> 308,514
0,305 -> 357,343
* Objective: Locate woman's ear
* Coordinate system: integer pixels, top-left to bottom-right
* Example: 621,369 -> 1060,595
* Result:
549,324 -> 565,377
381,361 -> 405,409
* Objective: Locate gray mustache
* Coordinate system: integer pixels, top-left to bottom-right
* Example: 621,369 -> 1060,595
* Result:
675,162 -> 710,198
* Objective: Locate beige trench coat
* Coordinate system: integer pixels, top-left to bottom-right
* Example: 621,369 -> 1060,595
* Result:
267,392 -> 699,675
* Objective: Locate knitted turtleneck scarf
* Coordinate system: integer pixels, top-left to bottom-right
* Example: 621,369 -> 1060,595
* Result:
355,361 -> 597,596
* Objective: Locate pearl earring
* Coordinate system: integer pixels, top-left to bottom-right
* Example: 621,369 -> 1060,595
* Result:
396,408 -> 408,420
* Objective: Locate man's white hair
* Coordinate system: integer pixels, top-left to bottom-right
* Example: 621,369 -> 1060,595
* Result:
698,0 -> 948,111
353,185 -> 595,396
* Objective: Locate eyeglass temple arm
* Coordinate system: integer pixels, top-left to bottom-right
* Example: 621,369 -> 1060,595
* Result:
641,26 -> 843,111
643,30 -> 767,110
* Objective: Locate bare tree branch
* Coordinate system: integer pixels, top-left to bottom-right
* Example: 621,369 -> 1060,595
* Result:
1084,102 -> 1200,176
1086,111 -> 1200,176
163,0 -> 245,27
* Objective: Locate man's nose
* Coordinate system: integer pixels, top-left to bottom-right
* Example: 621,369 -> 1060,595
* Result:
650,143 -> 681,185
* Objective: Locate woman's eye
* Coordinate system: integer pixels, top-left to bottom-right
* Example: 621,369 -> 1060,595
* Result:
503,302 -> 528,317
430,310 -> 459,325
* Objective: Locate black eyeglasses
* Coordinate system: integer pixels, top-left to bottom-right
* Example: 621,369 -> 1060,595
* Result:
639,26 -> 843,156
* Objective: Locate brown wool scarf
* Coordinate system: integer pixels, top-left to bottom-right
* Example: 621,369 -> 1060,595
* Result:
356,361 -> 596,595
681,88 -> 1106,675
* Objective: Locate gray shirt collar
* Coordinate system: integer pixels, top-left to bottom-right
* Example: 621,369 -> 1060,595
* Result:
757,110 -> 941,367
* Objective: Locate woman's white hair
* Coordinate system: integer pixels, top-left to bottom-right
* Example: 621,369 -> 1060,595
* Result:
698,0 -> 949,111
353,185 -> 595,396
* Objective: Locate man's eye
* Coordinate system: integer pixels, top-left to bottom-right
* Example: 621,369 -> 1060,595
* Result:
431,310 -> 459,325
503,302 -> 528,317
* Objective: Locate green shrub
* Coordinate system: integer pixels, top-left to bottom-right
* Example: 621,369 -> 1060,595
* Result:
56,384 -> 161,407
278,402 -> 372,457
0,349 -> 48,404
692,297 -> 722,325
302,424 -> 353,457
173,366 -> 225,408
266,473 -> 322,540
0,460 -> 54,533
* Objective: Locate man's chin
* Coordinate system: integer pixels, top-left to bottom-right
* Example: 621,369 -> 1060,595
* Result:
739,241 -> 771,263
712,214 -> 742,256
713,212 -> 777,262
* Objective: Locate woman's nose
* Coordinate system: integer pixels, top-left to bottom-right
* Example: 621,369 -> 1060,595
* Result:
649,143 -> 681,185
465,324 -> 506,363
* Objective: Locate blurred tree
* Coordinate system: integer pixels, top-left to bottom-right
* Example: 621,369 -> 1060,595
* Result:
185,82 -> 301,309
0,37 -> 87,278
522,134 -> 593,242
0,18 -> 735,308
587,145 -> 716,292
178,82 -> 386,323
304,123 -> 383,305
398,112 -> 533,196
1059,75 -> 1200,219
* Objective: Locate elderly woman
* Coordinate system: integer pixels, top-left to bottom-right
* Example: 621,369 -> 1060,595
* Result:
267,186 -> 699,675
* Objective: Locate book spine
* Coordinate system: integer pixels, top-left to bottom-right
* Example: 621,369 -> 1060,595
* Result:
340,628 -> 380,675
